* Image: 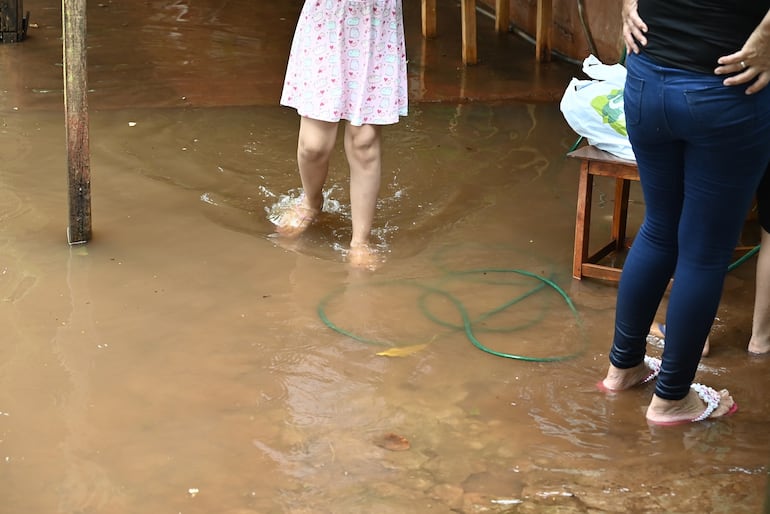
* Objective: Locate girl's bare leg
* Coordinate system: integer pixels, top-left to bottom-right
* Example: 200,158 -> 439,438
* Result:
748,228 -> 770,354
297,117 -> 338,211
276,117 -> 338,236
343,122 -> 382,268
649,322 -> 711,357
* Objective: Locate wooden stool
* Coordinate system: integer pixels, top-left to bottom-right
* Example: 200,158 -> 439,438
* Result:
420,0 -> 552,65
567,145 -> 639,282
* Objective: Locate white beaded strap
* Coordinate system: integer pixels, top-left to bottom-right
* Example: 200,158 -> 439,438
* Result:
690,383 -> 721,422
641,356 -> 662,384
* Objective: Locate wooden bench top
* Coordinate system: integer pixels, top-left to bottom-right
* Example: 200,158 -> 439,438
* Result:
567,145 -> 636,167
567,145 -> 637,166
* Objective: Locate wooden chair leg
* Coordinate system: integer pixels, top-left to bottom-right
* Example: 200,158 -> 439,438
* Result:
573,162 -> 593,279
421,0 -> 437,38
461,0 -> 478,65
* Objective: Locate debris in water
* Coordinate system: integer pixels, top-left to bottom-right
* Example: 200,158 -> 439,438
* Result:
374,432 -> 410,451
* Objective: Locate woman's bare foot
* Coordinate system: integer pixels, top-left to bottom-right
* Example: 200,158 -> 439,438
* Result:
599,356 -> 661,392
347,242 -> 380,271
273,198 -> 321,238
646,385 -> 737,426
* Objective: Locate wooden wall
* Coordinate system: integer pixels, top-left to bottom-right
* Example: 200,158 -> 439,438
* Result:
480,0 -> 626,63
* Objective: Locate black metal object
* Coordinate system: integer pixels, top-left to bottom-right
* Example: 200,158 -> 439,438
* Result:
0,0 -> 30,43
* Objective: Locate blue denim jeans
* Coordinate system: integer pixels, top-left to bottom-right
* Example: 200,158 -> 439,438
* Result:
610,52 -> 770,400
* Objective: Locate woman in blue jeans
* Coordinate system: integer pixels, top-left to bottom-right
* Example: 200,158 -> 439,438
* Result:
599,1 -> 770,425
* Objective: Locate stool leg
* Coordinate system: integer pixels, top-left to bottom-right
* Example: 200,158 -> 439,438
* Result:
573,162 -> 593,279
612,178 -> 631,251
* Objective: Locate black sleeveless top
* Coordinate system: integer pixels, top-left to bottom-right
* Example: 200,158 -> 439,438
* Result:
637,0 -> 770,74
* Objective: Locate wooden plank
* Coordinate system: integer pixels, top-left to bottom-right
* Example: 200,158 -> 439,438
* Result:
580,263 -> 623,282
575,165 -> 638,181
535,0 -> 553,62
567,144 -> 636,164
495,0 -> 509,34
421,0 -> 436,38
461,0 -> 477,65
62,0 -> 92,244
567,146 -> 639,180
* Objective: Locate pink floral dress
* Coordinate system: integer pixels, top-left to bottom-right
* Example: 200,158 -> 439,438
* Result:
280,0 -> 408,126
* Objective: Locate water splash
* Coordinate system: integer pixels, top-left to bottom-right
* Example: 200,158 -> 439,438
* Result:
265,186 -> 344,226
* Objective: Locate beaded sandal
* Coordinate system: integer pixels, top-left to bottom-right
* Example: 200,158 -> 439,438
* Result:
648,383 -> 738,426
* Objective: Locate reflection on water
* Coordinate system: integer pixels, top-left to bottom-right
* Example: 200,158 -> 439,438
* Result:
54,248 -> 130,513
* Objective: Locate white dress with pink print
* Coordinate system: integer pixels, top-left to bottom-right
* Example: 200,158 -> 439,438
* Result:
280,0 -> 408,126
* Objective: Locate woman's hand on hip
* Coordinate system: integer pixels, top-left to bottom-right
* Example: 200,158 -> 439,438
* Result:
715,9 -> 770,95
622,0 -> 647,55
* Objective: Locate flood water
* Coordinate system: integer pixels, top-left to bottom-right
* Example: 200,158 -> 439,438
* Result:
1,1 -> 768,513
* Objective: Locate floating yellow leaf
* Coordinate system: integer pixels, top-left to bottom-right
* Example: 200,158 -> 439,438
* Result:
376,343 -> 428,357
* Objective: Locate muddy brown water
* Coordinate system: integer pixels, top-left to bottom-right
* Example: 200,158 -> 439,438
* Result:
1,1 -> 768,513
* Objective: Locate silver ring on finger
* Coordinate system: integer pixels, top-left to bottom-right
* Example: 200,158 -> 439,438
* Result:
740,60 -> 747,69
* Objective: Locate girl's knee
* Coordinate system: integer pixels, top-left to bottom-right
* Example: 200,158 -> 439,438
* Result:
298,117 -> 338,162
346,124 -> 380,150
298,138 -> 333,163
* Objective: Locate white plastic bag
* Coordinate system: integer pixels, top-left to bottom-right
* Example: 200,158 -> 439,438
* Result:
560,55 -> 635,161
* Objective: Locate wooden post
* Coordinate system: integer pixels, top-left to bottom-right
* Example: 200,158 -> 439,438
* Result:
461,0 -> 477,65
535,0 -> 553,62
421,0 -> 436,38
62,0 -> 91,244
494,0 -> 509,34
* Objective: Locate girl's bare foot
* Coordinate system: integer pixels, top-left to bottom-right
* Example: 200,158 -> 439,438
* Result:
646,384 -> 737,426
599,356 -> 661,392
273,199 -> 321,238
649,322 -> 710,357
347,242 -> 380,271
748,337 -> 770,354
649,322 -> 666,340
